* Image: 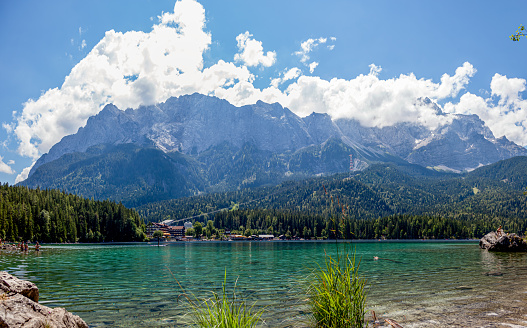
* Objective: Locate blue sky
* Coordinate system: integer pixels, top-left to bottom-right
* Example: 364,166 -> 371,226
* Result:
1,0 -> 526,184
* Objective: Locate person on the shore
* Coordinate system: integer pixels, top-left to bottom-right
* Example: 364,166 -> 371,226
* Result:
24,242 -> 29,252
35,242 -> 40,252
497,225 -> 503,236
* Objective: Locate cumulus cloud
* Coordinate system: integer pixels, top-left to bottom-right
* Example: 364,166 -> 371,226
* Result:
294,37 -> 335,74
234,32 -> 276,67
369,64 -> 382,76
8,0 -> 527,181
282,62 -> 475,129
490,73 -> 525,105
0,156 -> 14,175
270,67 -> 302,88
444,73 -> 527,145
295,37 -> 326,63
15,161 -> 34,183
309,62 -> 318,73
13,0 -> 212,159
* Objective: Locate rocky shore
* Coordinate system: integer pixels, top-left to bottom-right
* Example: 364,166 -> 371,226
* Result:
0,271 -> 88,328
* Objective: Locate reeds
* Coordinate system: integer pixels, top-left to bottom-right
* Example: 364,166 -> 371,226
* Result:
308,250 -> 366,327
308,184 -> 366,327
170,267 -> 264,328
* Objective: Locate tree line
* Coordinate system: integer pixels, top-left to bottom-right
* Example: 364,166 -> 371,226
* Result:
209,208 -> 527,240
0,184 -> 146,243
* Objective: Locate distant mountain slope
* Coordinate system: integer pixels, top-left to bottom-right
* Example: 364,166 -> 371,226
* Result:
136,157 -> 527,223
25,144 -> 205,207
20,93 -> 527,206
466,155 -> 527,190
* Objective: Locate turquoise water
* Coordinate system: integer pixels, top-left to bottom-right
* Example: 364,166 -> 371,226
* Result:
1,241 -> 527,327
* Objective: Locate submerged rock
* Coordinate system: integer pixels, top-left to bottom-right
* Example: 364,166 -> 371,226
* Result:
479,231 -> 527,252
0,271 -> 88,328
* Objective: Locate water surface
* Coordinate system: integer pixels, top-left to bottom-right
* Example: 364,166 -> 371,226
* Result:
1,241 -> 526,327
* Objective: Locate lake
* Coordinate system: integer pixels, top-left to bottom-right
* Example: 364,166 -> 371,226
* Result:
1,241 -> 526,327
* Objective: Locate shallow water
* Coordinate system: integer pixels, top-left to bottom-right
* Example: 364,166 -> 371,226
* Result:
1,241 -> 526,327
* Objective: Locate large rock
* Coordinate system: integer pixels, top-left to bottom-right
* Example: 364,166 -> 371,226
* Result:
479,231 -> 527,252
0,271 -> 39,302
0,272 -> 88,328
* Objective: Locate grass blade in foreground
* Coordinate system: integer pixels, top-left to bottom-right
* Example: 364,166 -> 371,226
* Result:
308,251 -> 366,328
191,271 -> 264,328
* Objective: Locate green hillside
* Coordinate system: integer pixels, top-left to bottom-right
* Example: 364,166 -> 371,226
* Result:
136,157 -> 527,227
0,184 -> 146,243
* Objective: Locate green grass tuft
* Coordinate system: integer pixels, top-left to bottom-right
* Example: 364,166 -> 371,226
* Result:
169,267 -> 264,328
308,250 -> 366,328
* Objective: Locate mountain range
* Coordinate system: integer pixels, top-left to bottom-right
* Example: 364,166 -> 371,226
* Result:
20,93 -> 527,207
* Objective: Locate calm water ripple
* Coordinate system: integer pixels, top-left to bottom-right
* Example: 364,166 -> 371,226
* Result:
1,241 -> 526,327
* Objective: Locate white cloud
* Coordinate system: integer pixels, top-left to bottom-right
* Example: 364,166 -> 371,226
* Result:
436,61 -> 477,98
282,62 -> 475,129
81,39 -> 87,49
7,160 -> 15,165
309,62 -> 318,73
13,0 -> 212,159
2,122 -> 13,133
234,31 -> 276,67
15,161 -> 34,183
444,73 -> 527,145
0,156 -> 14,175
270,67 -> 302,88
490,73 -> 525,105
368,63 -> 382,76
294,37 -> 328,63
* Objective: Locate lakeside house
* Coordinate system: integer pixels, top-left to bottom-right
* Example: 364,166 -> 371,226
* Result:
147,222 -> 185,240
258,234 -> 275,240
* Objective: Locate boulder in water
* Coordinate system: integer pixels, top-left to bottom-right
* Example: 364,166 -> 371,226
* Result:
479,231 -> 527,252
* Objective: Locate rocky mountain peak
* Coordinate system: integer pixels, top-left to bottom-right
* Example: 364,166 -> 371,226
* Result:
26,93 -> 527,179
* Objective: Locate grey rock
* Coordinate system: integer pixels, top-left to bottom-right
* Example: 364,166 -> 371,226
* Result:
0,272 -> 88,328
479,231 -> 527,252
0,271 -> 39,302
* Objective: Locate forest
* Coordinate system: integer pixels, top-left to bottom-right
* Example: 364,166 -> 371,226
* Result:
208,209 -> 527,240
137,163 -> 527,222
3,158 -> 526,242
0,184 -> 146,243
138,160 -> 527,239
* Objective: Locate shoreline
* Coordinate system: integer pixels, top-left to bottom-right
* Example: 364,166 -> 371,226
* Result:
2,238 -> 480,246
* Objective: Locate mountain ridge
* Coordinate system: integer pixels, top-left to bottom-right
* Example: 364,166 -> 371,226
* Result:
21,93 -> 527,206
